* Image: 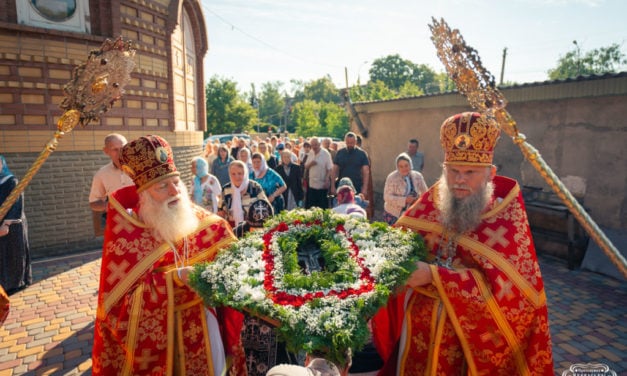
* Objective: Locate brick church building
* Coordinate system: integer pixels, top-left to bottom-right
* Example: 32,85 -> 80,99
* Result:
0,0 -> 208,257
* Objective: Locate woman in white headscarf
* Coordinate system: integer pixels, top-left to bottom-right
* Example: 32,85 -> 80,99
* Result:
237,147 -> 253,172
383,152 -> 428,225
251,152 -> 287,215
217,160 -> 270,233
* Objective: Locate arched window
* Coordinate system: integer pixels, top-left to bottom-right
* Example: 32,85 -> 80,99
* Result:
171,9 -> 199,131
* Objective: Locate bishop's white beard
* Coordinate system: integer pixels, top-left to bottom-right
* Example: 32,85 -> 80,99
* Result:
436,172 -> 494,234
138,183 -> 199,243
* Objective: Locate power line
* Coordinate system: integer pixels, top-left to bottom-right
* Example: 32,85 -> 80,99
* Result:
201,4 -> 341,69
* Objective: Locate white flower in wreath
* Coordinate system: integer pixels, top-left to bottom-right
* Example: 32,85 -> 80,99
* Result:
189,208 -> 426,366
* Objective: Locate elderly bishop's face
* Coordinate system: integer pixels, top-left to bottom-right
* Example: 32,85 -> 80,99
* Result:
139,175 -> 198,242
438,164 -> 496,234
145,176 -> 183,207
444,164 -> 493,200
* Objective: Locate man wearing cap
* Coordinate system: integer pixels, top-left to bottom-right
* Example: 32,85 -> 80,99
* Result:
92,135 -> 245,376
373,112 -> 554,375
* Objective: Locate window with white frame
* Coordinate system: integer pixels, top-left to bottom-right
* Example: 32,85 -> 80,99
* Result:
16,0 -> 91,34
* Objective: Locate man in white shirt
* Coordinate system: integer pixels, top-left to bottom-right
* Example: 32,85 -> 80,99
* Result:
304,137 -> 333,209
88,133 -> 134,234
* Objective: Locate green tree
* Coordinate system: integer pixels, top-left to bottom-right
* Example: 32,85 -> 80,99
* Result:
434,72 -> 456,92
354,55 -> 443,100
320,102 -> 349,139
284,76 -> 345,136
397,81 -> 424,97
350,80 -> 398,102
289,79 -> 306,103
548,43 -> 627,80
291,100 -> 347,138
205,75 -> 257,136
369,54 -> 415,91
410,63 -> 438,93
259,81 -> 285,129
303,75 -> 341,103
291,99 -> 320,137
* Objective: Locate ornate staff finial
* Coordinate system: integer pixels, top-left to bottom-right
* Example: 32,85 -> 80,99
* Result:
429,17 -> 519,137
59,37 -> 135,130
429,18 -> 625,278
0,37 -> 135,221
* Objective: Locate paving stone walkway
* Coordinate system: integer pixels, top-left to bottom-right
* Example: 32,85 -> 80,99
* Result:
0,250 -> 625,375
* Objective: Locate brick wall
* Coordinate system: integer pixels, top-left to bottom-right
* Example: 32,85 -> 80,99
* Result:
3,144 -> 202,259
0,0 -> 208,136
0,0 -> 210,258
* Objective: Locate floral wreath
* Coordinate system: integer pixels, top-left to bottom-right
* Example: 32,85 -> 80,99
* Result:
190,208 -> 425,365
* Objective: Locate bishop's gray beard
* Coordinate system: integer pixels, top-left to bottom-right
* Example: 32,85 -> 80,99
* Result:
436,174 -> 494,234
138,183 -> 199,243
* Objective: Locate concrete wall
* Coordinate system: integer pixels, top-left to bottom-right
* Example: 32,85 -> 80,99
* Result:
352,74 -> 627,230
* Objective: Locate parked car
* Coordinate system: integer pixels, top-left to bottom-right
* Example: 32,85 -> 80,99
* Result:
204,133 -> 251,146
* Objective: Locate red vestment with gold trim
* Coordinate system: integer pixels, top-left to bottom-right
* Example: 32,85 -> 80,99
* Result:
92,185 -> 246,375
0,285 -> 8,325
373,176 -> 554,375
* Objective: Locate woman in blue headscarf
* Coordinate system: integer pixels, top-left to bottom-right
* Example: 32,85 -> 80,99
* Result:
190,156 -> 222,213
0,155 -> 32,295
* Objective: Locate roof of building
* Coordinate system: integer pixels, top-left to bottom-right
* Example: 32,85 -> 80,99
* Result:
353,71 -> 627,105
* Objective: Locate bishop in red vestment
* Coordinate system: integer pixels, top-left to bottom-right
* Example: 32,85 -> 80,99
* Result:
373,112 -> 554,375
92,135 -> 246,375
0,285 -> 8,325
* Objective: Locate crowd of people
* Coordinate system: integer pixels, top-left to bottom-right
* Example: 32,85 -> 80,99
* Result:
198,131 -> 429,226
0,111 -> 555,375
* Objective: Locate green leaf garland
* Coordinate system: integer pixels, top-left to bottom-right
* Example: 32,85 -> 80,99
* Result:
190,208 -> 426,366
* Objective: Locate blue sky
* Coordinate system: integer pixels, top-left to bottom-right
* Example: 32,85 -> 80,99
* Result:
199,0 -> 626,94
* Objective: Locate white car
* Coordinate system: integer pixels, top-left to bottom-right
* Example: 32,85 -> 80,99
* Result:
203,133 -> 251,146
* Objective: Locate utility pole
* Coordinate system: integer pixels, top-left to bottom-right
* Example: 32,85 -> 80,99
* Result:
250,83 -> 259,134
573,40 -> 581,76
499,47 -> 507,85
